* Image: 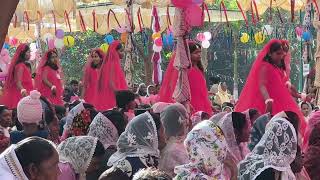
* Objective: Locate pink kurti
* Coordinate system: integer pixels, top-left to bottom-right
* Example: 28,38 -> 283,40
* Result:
36,66 -> 63,105
83,67 -> 99,106
1,63 -> 33,109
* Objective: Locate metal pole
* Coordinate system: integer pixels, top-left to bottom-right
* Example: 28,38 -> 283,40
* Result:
233,31 -> 239,100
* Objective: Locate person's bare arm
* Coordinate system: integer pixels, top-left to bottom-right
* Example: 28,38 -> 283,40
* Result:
259,66 -> 273,113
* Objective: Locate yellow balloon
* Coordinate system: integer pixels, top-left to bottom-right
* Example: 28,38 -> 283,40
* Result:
121,33 -> 128,43
63,36 -> 75,47
240,33 -> 249,43
254,32 -> 265,44
152,32 -> 161,40
100,43 -> 109,53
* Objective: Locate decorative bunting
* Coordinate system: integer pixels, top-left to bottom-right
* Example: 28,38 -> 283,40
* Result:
78,10 -> 86,32
107,9 -> 122,30
23,11 -> 30,31
52,10 -> 57,32
64,10 -> 72,32
220,1 -> 229,26
236,0 -> 248,27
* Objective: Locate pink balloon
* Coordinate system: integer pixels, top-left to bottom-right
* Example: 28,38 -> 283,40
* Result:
196,33 -> 205,42
185,6 -> 203,27
295,27 -> 303,36
154,38 -> 163,46
9,37 -> 18,46
48,39 -> 55,49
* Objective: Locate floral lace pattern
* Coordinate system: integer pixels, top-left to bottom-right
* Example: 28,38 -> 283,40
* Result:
107,112 -> 160,167
238,118 -> 297,180
174,120 -> 227,180
88,113 -> 119,149
58,136 -> 98,179
217,113 -> 242,163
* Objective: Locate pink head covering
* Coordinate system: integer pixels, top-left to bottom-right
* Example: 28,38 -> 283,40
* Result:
5,44 -> 29,90
303,111 -> 320,150
17,90 -> 42,124
83,49 -> 104,86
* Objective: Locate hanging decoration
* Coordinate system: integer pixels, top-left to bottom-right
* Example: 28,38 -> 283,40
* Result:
254,32 -> 265,44
104,34 -> 114,44
151,6 -> 163,85
302,31 -> 311,41
63,36 -> 75,47
240,33 -> 250,43
54,39 -> 64,49
262,25 -> 273,35
55,29 -> 65,39
100,43 -> 109,53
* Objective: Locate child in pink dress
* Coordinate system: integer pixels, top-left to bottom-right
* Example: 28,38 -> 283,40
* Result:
1,44 -> 33,109
35,49 -> 63,105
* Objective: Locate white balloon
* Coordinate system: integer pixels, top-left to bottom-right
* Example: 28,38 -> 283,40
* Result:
202,40 -> 210,49
30,43 -> 37,51
263,25 -> 273,35
42,33 -> 54,42
153,44 -> 162,52
203,32 -> 212,40
54,39 -> 64,49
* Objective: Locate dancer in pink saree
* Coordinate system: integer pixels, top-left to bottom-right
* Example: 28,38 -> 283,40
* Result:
235,39 -> 306,133
158,41 -> 212,115
95,41 -> 127,111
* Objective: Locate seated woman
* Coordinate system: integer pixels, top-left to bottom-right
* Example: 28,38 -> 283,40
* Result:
57,136 -> 105,180
10,90 -> 48,144
238,117 -> 299,180
105,112 -> 166,179
159,103 -> 189,177
0,137 -> 59,179
87,111 -> 126,180
0,105 -> 12,153
217,112 -> 250,179
248,112 -> 271,151
304,122 -> 320,179
174,120 -> 228,179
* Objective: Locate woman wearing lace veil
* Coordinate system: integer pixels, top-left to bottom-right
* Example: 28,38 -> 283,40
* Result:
104,112 -> 165,179
174,120 -> 228,179
57,136 -> 105,180
235,39 -> 306,133
159,103 -> 189,177
238,117 -> 298,180
215,112 -> 250,179
86,112 -> 121,180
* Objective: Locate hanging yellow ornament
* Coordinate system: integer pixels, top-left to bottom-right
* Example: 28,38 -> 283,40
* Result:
254,32 -> 265,44
152,32 -> 161,40
240,33 -> 249,43
121,33 -> 128,43
100,43 -> 109,53
63,36 -> 75,47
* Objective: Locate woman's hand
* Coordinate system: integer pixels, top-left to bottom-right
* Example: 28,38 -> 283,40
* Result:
265,101 -> 273,114
21,89 -> 28,97
51,86 -> 57,96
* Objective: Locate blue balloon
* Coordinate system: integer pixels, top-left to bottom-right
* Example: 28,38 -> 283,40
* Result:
167,33 -> 173,47
104,34 -> 114,44
2,43 -> 9,49
302,31 -> 311,41
162,34 -> 168,48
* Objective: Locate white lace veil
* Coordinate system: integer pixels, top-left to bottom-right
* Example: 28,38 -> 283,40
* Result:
209,112 -> 228,124
88,112 -> 119,149
57,136 -> 98,179
217,113 -> 242,163
107,112 -> 160,167
63,102 -> 85,131
160,103 -> 188,138
0,145 -> 29,180
238,117 -> 297,180
174,120 -> 227,179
